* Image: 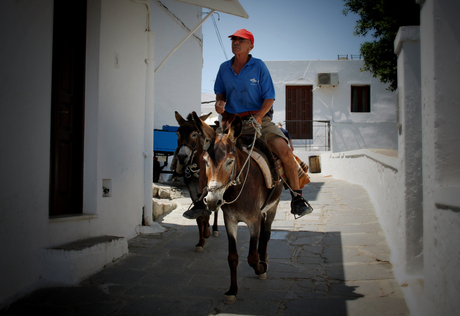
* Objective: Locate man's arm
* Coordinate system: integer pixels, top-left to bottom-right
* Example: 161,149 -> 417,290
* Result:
253,98 -> 274,125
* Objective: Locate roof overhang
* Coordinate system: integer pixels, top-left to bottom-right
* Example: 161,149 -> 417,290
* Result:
155,0 -> 248,73
173,0 -> 248,19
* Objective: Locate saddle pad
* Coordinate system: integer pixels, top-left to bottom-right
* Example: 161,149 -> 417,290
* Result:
244,148 -> 311,189
243,148 -> 277,189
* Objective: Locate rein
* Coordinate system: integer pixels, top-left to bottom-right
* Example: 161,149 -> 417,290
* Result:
205,116 -> 261,205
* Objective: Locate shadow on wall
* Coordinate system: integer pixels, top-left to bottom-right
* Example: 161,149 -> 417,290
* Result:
332,122 -> 397,152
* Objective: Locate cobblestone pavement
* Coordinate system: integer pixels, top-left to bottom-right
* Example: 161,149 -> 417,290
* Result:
1,174 -> 410,316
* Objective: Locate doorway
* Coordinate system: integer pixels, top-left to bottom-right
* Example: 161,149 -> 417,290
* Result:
49,1 -> 87,216
285,85 -> 313,139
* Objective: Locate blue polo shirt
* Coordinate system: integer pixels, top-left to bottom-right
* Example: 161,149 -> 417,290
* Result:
214,55 -> 275,114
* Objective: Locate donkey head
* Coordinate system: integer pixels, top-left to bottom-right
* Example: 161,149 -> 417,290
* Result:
174,111 -> 211,165
192,111 -> 243,211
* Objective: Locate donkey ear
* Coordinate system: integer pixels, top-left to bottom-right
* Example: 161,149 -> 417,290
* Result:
192,111 -> 215,150
199,111 -> 212,122
228,115 -> 243,144
175,111 -> 186,125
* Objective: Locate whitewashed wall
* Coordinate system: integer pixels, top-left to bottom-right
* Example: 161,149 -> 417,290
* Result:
0,0 -> 55,304
419,0 -> 460,315
265,60 -> 397,152
321,1 -> 460,314
151,0 -> 203,128
0,0 -> 151,306
394,26 -> 423,279
0,0 -> 207,307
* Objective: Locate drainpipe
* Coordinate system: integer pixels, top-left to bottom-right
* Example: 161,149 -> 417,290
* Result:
134,0 -> 155,226
154,9 -> 215,74
143,31 -> 155,226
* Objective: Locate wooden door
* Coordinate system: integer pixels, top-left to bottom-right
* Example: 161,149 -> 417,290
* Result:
285,86 -> 313,139
49,1 -> 87,216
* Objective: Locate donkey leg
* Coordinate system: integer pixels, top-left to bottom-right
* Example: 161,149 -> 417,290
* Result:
224,220 -> 239,304
257,217 -> 271,279
258,206 -> 278,277
203,215 -> 211,239
246,222 -> 267,277
212,210 -> 219,237
195,215 -> 210,252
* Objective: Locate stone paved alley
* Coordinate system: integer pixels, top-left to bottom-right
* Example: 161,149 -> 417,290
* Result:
1,174 -> 410,315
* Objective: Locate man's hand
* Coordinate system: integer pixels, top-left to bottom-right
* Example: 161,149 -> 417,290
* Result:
252,113 -> 263,126
215,100 -> 225,114
251,98 -> 274,127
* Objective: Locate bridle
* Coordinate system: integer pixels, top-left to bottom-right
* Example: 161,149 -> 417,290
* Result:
177,136 -> 200,179
204,116 -> 261,205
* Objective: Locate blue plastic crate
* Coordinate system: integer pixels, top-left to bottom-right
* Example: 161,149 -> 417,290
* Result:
154,130 -> 178,153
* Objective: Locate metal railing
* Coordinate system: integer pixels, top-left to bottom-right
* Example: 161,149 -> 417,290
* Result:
337,54 -> 363,60
283,120 -> 331,151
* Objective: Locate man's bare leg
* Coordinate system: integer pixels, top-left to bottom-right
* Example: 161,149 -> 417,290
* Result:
268,137 -> 312,218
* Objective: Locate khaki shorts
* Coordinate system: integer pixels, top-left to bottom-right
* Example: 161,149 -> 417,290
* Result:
241,115 -> 289,144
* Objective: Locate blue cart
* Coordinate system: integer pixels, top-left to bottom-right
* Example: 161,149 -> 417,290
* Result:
153,125 -> 178,182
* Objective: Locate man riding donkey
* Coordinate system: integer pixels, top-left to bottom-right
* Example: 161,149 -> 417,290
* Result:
183,29 -> 312,220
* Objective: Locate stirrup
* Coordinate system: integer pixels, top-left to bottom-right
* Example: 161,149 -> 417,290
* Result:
291,193 -> 313,219
183,200 -> 210,219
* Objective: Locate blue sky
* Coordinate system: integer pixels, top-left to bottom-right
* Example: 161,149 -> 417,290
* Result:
201,0 -> 370,93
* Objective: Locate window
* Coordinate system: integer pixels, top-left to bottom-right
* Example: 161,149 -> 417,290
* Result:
351,85 -> 371,112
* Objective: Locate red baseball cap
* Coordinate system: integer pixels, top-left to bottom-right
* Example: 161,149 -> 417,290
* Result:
228,29 -> 254,44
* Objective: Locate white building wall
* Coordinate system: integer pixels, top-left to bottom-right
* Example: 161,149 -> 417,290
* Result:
394,26 -> 423,277
420,0 -> 460,315
91,0 -> 148,236
151,0 -> 203,128
265,60 -> 397,152
0,0 -> 55,303
321,1 -> 460,314
0,0 -> 152,306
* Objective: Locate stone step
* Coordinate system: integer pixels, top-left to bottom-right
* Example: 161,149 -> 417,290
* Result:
40,236 -> 128,286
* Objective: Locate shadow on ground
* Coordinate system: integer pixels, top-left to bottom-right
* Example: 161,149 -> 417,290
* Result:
1,221 -> 363,316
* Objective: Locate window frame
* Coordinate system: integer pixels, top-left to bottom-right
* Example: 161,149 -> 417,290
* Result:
351,85 -> 371,113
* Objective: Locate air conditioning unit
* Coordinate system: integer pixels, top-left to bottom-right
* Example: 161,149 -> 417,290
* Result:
317,72 -> 339,86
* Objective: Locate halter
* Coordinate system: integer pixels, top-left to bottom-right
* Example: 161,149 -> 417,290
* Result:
177,139 -> 200,179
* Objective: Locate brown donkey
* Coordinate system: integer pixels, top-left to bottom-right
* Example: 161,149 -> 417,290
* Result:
173,111 -> 218,252
192,111 -> 283,304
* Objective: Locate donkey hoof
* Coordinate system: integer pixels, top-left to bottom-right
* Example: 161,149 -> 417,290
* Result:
213,231 -> 219,237
261,261 -> 269,273
258,272 -> 267,280
195,246 -> 204,252
224,295 -> 237,305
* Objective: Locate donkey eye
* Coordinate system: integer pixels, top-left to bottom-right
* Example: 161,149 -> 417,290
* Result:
226,159 -> 234,168
191,132 -> 198,139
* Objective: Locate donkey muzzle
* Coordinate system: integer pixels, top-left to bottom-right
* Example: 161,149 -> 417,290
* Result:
177,145 -> 192,165
177,153 -> 189,165
204,189 -> 224,212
